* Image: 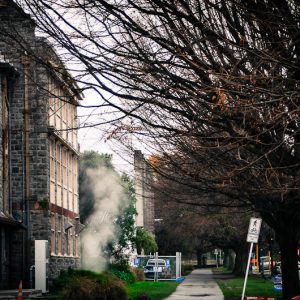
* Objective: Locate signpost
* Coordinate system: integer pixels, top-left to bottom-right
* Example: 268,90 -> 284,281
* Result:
241,218 -> 262,300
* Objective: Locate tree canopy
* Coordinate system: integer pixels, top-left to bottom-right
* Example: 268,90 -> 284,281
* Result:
135,227 -> 158,255
19,1 -> 300,298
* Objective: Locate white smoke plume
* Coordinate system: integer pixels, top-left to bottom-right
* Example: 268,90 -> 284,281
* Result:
81,167 -> 126,272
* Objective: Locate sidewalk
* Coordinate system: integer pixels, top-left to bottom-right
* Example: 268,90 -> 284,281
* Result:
164,268 -> 224,300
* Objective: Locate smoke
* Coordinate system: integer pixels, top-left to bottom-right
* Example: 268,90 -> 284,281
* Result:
81,167 -> 126,272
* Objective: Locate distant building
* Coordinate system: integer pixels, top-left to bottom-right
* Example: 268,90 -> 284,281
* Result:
134,150 -> 155,234
0,0 -> 81,289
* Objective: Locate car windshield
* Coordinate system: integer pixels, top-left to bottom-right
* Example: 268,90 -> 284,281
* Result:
147,260 -> 166,266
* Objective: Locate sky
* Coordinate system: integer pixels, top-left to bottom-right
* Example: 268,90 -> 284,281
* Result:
77,93 -> 135,176
15,0 -> 146,176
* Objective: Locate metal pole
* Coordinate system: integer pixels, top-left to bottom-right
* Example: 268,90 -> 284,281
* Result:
154,252 -> 158,282
241,243 -> 254,300
256,244 -> 259,272
179,252 -> 182,278
176,252 -> 180,279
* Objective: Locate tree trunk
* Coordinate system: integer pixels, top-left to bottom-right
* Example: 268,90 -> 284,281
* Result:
223,249 -> 235,270
223,249 -> 229,268
233,242 -> 249,276
276,224 -> 300,300
196,249 -> 202,267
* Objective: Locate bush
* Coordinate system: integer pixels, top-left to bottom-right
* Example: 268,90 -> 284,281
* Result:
109,263 -> 136,284
62,277 -> 100,300
136,293 -> 151,300
182,264 -> 194,276
131,267 -> 145,281
50,269 -> 127,300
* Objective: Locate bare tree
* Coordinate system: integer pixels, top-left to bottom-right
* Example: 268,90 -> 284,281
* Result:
18,1 -> 300,297
153,163 -> 255,275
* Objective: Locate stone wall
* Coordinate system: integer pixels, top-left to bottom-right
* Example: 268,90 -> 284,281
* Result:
143,166 -> 155,234
49,256 -> 81,284
134,150 -> 155,234
0,73 -> 4,211
0,63 -> 20,289
0,2 -> 81,288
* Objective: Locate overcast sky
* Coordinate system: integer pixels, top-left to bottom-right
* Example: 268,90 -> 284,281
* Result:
77,91 -> 135,175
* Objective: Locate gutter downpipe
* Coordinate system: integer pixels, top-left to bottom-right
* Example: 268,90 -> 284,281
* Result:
7,71 -> 15,215
29,265 -> 35,289
22,54 -> 31,286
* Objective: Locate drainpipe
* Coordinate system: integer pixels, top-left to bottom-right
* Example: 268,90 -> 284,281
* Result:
21,54 -> 31,286
29,265 -> 35,289
7,76 -> 13,214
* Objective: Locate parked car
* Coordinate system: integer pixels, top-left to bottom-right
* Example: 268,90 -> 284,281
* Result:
144,259 -> 170,279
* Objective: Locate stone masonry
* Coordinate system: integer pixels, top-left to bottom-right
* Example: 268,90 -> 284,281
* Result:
134,150 -> 155,234
0,1 -> 81,289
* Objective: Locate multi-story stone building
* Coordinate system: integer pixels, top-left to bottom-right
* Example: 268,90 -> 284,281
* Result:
134,150 -> 155,234
0,0 -> 81,289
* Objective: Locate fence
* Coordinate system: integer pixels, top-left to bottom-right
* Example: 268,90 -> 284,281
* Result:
130,252 -> 182,281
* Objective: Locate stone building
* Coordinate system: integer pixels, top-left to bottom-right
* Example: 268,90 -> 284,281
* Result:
0,0 -> 81,289
134,150 -> 155,234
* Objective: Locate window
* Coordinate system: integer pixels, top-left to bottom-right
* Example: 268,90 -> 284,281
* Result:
56,143 -> 61,183
48,78 -> 55,127
73,157 -> 78,213
50,140 -> 55,180
69,228 -> 73,256
75,234 -> 79,257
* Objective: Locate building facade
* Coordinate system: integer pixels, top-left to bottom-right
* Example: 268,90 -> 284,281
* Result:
134,150 -> 155,234
0,0 -> 81,289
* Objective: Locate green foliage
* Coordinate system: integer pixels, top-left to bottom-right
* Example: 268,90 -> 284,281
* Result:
109,263 -> 136,284
79,151 -> 137,262
106,174 -> 137,262
111,269 -> 136,284
50,269 -> 127,300
135,227 -> 158,255
115,174 -> 137,250
131,267 -> 145,281
127,281 -> 179,300
50,269 -> 103,292
79,151 -> 114,223
181,264 -> 195,276
80,150 -> 113,170
38,198 -> 49,210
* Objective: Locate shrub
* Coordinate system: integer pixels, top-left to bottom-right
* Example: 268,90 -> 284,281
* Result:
62,277 -> 100,300
50,269 -> 127,300
131,267 -> 145,281
136,293 -> 151,300
109,263 -> 136,284
104,272 -> 128,300
182,264 -> 194,276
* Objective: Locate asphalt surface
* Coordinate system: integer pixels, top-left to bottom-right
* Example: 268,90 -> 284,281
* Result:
164,268 -> 224,300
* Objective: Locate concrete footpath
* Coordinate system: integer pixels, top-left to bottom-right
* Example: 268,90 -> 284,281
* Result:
164,269 -> 224,300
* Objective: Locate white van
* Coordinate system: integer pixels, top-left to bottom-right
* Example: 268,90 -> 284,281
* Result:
144,259 -> 169,278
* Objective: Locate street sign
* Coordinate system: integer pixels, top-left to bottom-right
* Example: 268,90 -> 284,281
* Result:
242,218 -> 263,300
246,217 -> 262,243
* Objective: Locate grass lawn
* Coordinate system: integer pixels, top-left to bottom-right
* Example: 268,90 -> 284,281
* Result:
216,275 -> 282,299
127,281 -> 179,300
